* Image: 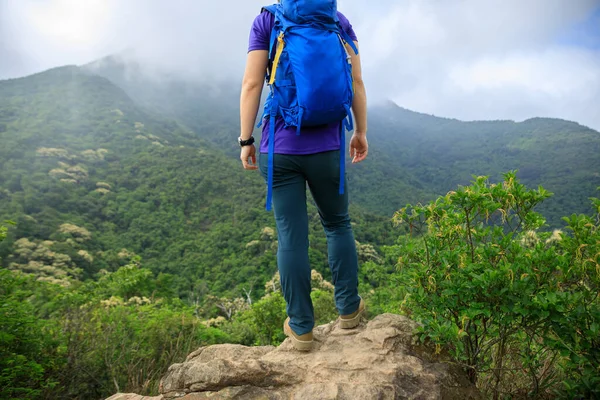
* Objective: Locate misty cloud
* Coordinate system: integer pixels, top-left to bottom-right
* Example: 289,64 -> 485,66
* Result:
1,0 -> 599,130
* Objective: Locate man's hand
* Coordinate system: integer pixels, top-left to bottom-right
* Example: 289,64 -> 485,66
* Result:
349,133 -> 368,164
240,144 -> 258,170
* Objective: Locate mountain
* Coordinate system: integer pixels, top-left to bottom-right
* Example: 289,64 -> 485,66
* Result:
0,66 -> 400,299
85,56 -> 241,153
2,60 -> 598,294
1,63 -> 598,400
87,57 -> 600,227
365,103 -> 600,223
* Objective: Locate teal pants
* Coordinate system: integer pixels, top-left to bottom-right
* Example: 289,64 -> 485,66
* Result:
259,150 -> 361,335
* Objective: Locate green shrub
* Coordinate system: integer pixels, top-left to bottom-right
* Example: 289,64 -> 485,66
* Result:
0,270 -> 61,399
393,173 -> 599,399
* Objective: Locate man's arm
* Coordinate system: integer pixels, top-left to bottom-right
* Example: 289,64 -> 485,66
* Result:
347,41 -> 368,163
348,41 -> 367,136
239,50 -> 268,170
240,50 -> 269,140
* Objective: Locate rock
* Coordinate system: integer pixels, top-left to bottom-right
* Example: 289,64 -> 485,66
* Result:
105,394 -> 163,400
108,314 -> 480,400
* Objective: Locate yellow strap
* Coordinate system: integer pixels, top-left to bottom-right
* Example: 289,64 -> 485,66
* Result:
269,32 -> 285,85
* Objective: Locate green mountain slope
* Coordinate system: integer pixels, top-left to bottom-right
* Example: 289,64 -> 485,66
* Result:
0,66 -> 400,298
365,103 -> 600,223
84,57 -> 437,210
87,57 -> 600,227
85,56 -> 241,153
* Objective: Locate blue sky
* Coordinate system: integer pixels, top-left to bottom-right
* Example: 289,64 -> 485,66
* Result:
556,5 -> 600,49
1,0 -> 599,130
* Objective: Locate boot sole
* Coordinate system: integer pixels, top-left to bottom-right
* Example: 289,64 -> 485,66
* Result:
284,320 -> 313,351
339,304 -> 366,329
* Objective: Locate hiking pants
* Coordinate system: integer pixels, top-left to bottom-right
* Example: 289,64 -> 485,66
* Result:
259,150 -> 361,335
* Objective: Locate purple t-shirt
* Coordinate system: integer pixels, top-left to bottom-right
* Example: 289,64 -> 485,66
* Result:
248,10 -> 358,155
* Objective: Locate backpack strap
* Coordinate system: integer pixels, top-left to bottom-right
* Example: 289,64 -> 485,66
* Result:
261,6 -> 280,85
261,4 -> 278,17
262,5 -> 280,53
262,5 -> 283,211
339,123 -> 346,195
339,28 -> 359,56
266,91 -> 278,211
269,32 -> 286,85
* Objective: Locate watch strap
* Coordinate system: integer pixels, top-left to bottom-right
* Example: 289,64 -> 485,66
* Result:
239,136 -> 255,147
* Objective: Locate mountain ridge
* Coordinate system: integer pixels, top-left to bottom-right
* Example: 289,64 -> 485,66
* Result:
81,57 -> 600,225
6,62 -> 597,226
380,100 -> 595,130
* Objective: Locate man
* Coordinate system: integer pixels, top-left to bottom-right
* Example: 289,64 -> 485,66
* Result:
239,1 -> 368,351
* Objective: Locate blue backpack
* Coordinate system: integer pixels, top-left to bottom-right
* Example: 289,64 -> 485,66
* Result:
259,0 -> 359,211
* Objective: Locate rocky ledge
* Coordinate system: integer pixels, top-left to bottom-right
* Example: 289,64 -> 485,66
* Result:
106,314 -> 480,400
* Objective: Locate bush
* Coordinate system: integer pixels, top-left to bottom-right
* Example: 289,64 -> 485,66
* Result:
0,270 -> 61,399
393,173 -> 599,399
233,292 -> 287,346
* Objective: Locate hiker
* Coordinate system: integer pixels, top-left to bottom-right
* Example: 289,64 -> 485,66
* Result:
239,0 -> 368,351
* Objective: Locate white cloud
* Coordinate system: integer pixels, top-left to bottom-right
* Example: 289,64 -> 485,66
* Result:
23,0 -> 113,46
1,0 -> 119,69
1,0 -> 599,130
419,47 -> 600,124
340,0 -> 600,129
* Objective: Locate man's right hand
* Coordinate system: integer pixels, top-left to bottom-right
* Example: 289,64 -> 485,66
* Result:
240,144 -> 258,170
349,133 -> 368,164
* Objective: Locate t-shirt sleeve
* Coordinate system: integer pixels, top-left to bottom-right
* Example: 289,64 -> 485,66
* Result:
248,12 -> 273,52
337,12 -> 358,42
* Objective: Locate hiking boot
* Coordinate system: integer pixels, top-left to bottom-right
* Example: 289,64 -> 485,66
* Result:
339,298 -> 366,329
283,317 -> 313,351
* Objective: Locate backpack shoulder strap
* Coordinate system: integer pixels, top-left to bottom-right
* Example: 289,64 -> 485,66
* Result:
261,6 -> 280,56
261,4 -> 278,15
260,5 -> 283,85
335,13 -> 359,55
338,26 -> 359,55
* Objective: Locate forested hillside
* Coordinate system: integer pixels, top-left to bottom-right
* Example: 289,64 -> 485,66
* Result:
366,103 -> 600,222
87,57 -> 600,227
0,66 -> 400,298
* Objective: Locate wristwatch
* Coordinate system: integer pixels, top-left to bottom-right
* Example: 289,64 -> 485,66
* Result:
238,136 -> 255,147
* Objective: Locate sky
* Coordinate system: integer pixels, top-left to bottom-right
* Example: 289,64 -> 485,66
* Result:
1,0 -> 599,130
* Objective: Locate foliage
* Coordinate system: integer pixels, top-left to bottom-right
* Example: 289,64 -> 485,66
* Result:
234,292 -> 288,346
0,263 -> 232,400
223,270 -> 338,347
553,201 -> 600,397
0,222 -> 8,242
392,174 -> 599,399
0,269 -> 61,399
311,289 -> 339,326
0,255 -> 343,399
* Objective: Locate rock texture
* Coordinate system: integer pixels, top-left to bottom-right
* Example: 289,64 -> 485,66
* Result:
107,314 -> 480,400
